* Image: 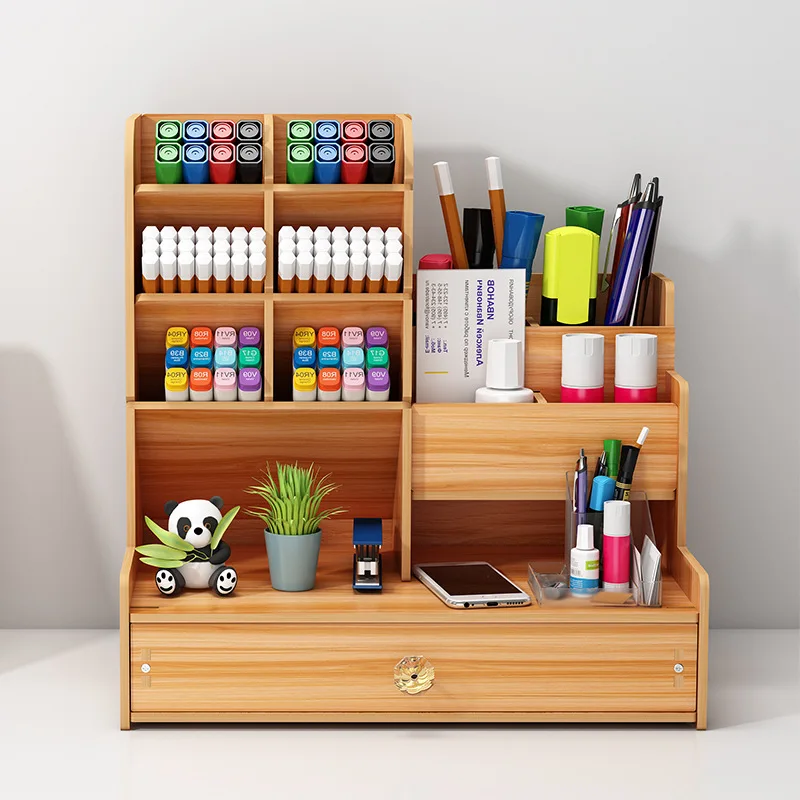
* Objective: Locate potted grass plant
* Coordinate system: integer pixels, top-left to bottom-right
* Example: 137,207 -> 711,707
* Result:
246,462 -> 344,591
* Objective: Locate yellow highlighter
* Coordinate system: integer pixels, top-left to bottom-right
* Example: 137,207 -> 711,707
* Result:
540,227 -> 600,325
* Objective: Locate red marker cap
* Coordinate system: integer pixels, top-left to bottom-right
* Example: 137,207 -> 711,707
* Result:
210,119 -> 235,142
341,142 -> 368,184
210,143 -> 236,184
419,254 -> 453,270
341,120 -> 367,142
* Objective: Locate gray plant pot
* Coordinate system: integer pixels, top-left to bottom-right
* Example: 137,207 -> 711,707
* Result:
264,529 -> 321,591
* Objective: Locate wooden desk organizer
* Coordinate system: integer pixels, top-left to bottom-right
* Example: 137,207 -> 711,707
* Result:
122,113 -> 708,729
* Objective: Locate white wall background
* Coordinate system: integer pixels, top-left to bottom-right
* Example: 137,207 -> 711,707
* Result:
0,0 -> 796,628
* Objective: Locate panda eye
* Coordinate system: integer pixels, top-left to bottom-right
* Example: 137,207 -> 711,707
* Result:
183,524 -> 190,533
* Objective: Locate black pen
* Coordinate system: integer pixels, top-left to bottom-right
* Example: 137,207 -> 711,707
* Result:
592,451 -> 607,483
602,174 -> 641,292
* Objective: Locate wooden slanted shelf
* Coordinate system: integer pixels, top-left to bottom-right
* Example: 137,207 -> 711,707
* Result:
122,113 -> 708,729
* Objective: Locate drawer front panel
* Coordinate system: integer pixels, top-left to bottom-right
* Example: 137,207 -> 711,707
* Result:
131,623 -> 697,713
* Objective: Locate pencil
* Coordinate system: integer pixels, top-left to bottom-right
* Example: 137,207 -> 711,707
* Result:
485,156 -> 506,265
434,161 -> 469,269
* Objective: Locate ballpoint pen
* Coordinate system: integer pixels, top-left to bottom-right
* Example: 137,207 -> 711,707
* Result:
574,448 -> 588,516
601,174 -> 641,292
632,179 -> 664,325
592,451 -> 607,483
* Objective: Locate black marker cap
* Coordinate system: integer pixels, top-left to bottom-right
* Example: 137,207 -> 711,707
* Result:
462,208 -> 496,269
236,142 -> 262,184
236,120 -> 263,144
617,445 -> 640,486
368,120 -> 394,144
368,143 -> 395,184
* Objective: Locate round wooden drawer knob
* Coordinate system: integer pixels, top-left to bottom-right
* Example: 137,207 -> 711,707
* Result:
394,656 -> 434,694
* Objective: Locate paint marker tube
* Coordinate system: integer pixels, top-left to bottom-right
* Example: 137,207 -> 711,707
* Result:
318,346 -> 341,370
160,225 -> 178,243
214,368 -> 238,402
215,326 -> 237,349
143,225 -> 160,242
190,367 -> 213,401
142,239 -> 160,257
178,226 -> 195,242
178,252 -> 195,293
213,226 -> 230,244
349,253 -> 367,293
331,252 -> 349,293
366,326 -> 389,348
349,239 -> 367,257
613,427 -> 650,501
191,326 -> 213,348
367,253 -> 385,293
368,143 -> 395,183
182,143 -> 209,184
142,252 -> 159,293
155,143 -> 182,184
366,241 -> 385,258
368,120 -> 394,143
239,346 -> 262,370
195,253 -> 213,292
342,142 -> 368,184
293,326 -> 316,349
287,142 -> 314,184
366,367 -> 390,401
165,327 -> 189,348
159,251 -> 178,293
318,367 -> 342,401
236,142 -> 262,184
165,368 -> 189,401
213,346 -> 237,371
195,239 -> 213,257
296,252 -> 313,293
314,119 -> 341,143
332,226 -> 349,241
342,367 -> 366,401
182,120 -> 209,143
350,226 -> 367,242
249,226 -> 266,244
213,251 -> 231,293
332,239 -> 350,255
278,252 -> 296,293
296,226 -> 314,240
279,226 -> 297,242
238,367 -> 262,401
234,119 -> 261,145
615,334 -> 657,403
249,252 -> 266,292
342,119 -> 367,142
293,347 -> 316,371
384,252 -> 403,293
342,326 -> 364,348
196,226 -> 212,241
342,346 -> 366,371
155,120 -> 182,144
366,346 -> 389,370
210,143 -> 236,184
561,333 -> 604,403
314,143 -> 342,184
313,241 -> 332,257
318,326 -> 340,348
603,500 -> 631,591
239,326 -> 261,349
293,367 -> 317,402
165,347 -> 188,370
231,252 -> 248,293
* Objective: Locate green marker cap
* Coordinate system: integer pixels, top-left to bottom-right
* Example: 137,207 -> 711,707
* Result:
566,206 -> 605,238
286,142 -> 314,184
156,120 -> 182,144
287,120 -> 313,143
366,346 -> 389,370
603,439 -> 622,480
155,143 -> 182,184
238,346 -> 262,370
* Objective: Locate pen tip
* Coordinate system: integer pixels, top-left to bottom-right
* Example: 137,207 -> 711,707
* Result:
630,173 -> 642,198
638,426 -> 650,446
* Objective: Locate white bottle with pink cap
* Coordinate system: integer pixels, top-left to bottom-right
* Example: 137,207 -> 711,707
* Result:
615,333 -> 657,403
561,333 -> 604,402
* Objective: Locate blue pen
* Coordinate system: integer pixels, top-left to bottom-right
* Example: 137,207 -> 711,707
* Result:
190,346 -> 213,369
318,346 -> 341,369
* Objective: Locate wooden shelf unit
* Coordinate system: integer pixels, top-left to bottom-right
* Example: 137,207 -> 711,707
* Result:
122,113 -> 708,730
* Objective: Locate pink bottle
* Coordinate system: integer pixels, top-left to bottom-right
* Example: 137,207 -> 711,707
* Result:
615,334 -> 657,403
561,333 -> 604,402
603,500 -> 631,591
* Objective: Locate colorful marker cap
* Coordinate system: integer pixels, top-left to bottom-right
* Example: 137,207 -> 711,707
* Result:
214,346 -> 237,370
165,368 -> 188,393
367,120 -> 394,143
501,211 -> 545,272
314,143 -> 342,184
314,120 -> 341,143
318,367 -> 341,392
341,142 -> 368,184
165,347 -> 188,369
239,346 -> 262,370
238,326 -> 261,348
287,120 -> 313,143
589,475 -> 616,512
214,367 -> 237,392
210,142 -> 236,184
182,143 -> 209,184
293,326 -> 316,349
210,119 -> 235,142
155,143 -> 182,184
566,206 -> 605,238
190,346 -> 213,369
190,327 -> 213,348
236,120 -> 262,143
239,367 -> 262,392
604,439 -> 622,480
342,346 -> 366,370
214,326 -> 237,349
182,120 -> 209,142
293,346 -> 316,370
236,143 -> 262,184
317,326 -> 340,348
366,326 -> 388,348
342,120 -> 367,142
156,120 -> 182,143
342,326 -> 364,348
190,367 -> 213,393
318,346 -> 341,369
366,346 -> 389,369
419,253 -> 453,270
343,367 -> 365,390
293,367 -> 317,393
287,142 -> 314,184
367,367 -> 390,394
166,326 -> 189,348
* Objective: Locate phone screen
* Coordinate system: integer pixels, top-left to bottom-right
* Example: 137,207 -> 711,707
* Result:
419,564 -> 521,597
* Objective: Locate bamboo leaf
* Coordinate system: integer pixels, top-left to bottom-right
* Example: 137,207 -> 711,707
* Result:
136,544 -> 187,560
140,557 -> 186,569
210,506 -> 240,550
144,517 -> 194,551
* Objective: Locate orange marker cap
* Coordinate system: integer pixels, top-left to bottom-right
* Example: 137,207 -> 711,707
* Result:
317,326 -> 341,348
190,367 -> 213,392
318,367 -> 341,392
190,326 -> 213,347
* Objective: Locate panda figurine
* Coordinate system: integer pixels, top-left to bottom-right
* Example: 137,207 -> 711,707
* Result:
154,496 -> 238,598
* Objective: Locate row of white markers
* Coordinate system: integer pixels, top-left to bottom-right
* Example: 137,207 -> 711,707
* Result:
141,225 -> 267,293
277,225 -> 403,293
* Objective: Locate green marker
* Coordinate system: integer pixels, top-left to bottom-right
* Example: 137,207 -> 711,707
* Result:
366,346 -> 389,370
603,439 -> 622,480
155,143 -> 182,184
156,120 -> 182,144
287,120 -> 313,143
238,346 -> 262,370
287,143 -> 314,184
566,206 -> 605,237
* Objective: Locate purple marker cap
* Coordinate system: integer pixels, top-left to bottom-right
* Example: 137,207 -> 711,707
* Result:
366,326 -> 388,348
367,367 -> 390,393
238,326 -> 261,348
238,368 -> 262,390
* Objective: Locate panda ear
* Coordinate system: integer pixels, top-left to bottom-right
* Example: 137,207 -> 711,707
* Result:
209,496 -> 224,509
164,500 -> 179,516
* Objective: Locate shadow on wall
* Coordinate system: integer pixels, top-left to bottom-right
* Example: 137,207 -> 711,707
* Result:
0,350 -> 114,629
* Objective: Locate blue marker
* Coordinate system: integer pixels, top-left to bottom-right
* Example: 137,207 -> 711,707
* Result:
182,120 -> 209,142
318,346 -> 341,369
182,143 -> 209,184
500,211 -> 545,295
314,143 -> 341,184
213,346 -> 237,370
165,347 -> 188,370
341,346 -> 365,371
314,120 -> 341,143
190,346 -> 213,369
293,347 -> 316,371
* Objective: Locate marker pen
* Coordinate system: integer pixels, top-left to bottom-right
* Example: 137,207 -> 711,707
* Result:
463,207 -> 496,268
296,226 -> 314,241
178,252 -> 195,293
165,368 -> 189,402
366,368 -> 390,401
143,225 -> 160,242
293,326 -> 316,349
287,120 -> 313,143
350,226 -> 367,242
239,346 -> 262,370
561,333 -> 604,403
366,241 -> 385,258
287,142 -> 314,184
349,240 -> 367,257
604,439 -> 622,480
296,252 -> 313,293
190,346 -> 213,369
368,143 -> 395,183
160,241 -> 178,258
165,346 -> 188,370
341,142 -> 368,184
250,226 -> 266,244
165,327 -> 189,349
366,346 -> 389,370
155,143 -> 182,184
342,368 -> 366,401
249,238 -> 267,257
367,120 -> 394,143
342,326 -> 364,348
155,120 -> 182,144
296,239 -> 314,255
236,119 -> 263,143
613,427 -> 650,501
293,347 -> 316,371
342,120 -> 367,142
587,475 -> 616,557
565,206 -> 605,237
314,119 -> 341,143
366,226 -> 384,243
384,239 -> 402,255
182,143 -> 210,184
182,120 -> 209,143
418,253 -> 453,270
213,238 -> 231,256
318,346 -> 341,370
210,119 -> 235,142
615,334 -> 658,403
541,226 -> 600,325
214,326 -> 237,349
317,367 -> 342,401
214,367 -> 238,402
238,368 -> 262,401
142,239 -> 160,257
314,143 -> 342,184
195,239 -> 213,257
500,211 -> 545,294
332,226 -> 349,241
190,367 -> 213,401
348,253 -> 367,293
366,327 -> 388,348
160,226 -> 178,243
213,346 -> 237,371
142,252 -> 159,293
278,240 -> 296,258
342,346 -> 366,371
239,326 -> 261,349
196,253 -> 215,291
279,226 -> 297,243
178,239 -> 196,256
384,252 -> 403,293
190,326 -> 213,349
332,239 -> 350,255
278,252 -> 296,293
317,326 -> 340,348
231,252 -> 248,293
210,143 -> 236,184
313,241 -> 332,257
213,251 -> 231,293
196,226 -> 213,241
249,251 -> 266,292
367,253 -> 385,293
159,251 -> 178,293
213,226 -> 231,244
237,142 -> 262,184
178,226 -> 195,242
331,252 -> 349,293
293,367 -> 317,402
603,500 -> 631,591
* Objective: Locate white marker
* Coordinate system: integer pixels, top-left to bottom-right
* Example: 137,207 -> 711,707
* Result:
367,241 -> 385,258
231,226 -> 249,242
278,225 -> 296,242
178,252 -> 195,293
178,238 -> 196,256
142,252 -> 159,293
384,252 -> 403,293
212,239 -> 231,257
249,251 -> 267,293
385,239 -> 402,255
160,251 -> 178,293
366,226 -> 385,243
213,226 -> 231,243
213,252 -> 231,293
178,226 -> 195,242
248,239 -> 267,258
278,252 -> 297,293
348,239 -> 367,257
313,226 -> 332,243
142,238 -> 160,256
231,238 -> 249,256
385,226 -> 402,243
160,226 -> 178,243
296,251 -> 314,293
350,226 -> 367,241
278,238 -> 297,256
231,252 -> 248,293
312,241 -> 331,257
349,252 -> 367,293
331,252 -> 349,293
195,238 -> 213,256
195,226 -> 212,241
196,252 -> 213,293
313,251 -> 332,293
367,252 -> 385,293
331,226 -> 349,241
296,225 -> 314,240
296,239 -> 314,254
249,226 -> 266,244
142,225 -> 160,242
332,238 -> 349,255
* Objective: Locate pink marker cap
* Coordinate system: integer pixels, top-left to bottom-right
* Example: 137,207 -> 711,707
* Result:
342,326 -> 364,348
214,326 -> 237,349
343,367 -> 365,390
214,367 -> 237,390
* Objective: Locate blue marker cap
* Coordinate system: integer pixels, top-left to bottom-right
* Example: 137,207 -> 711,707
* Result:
165,347 -> 188,370
589,475 -> 616,512
314,120 -> 341,143
182,120 -> 209,142
190,346 -> 213,369
500,211 -> 545,286
318,346 -> 341,369
341,346 -> 366,370
182,143 -> 209,184
213,346 -> 237,370
314,143 -> 341,184
293,346 -> 317,370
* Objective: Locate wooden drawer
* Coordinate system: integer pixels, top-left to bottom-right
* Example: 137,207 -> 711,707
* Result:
131,623 -> 697,714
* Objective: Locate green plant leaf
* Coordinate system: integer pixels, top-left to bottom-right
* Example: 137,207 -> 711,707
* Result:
210,506 -> 240,550
136,544 -> 187,561
139,556 -> 186,569
144,517 -> 194,552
